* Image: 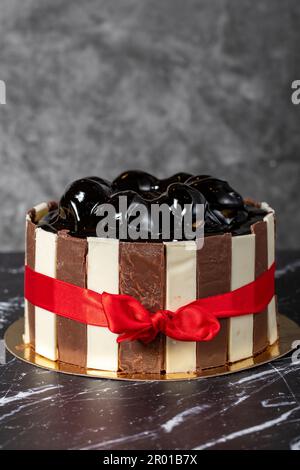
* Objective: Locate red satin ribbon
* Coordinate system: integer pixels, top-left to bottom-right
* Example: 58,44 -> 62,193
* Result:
24,263 -> 275,344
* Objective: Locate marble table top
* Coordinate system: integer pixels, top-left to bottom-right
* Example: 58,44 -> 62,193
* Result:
0,252 -> 300,450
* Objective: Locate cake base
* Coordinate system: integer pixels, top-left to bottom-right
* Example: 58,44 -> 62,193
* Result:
5,315 -> 300,381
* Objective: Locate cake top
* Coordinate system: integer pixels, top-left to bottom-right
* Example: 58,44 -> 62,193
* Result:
38,171 -> 268,241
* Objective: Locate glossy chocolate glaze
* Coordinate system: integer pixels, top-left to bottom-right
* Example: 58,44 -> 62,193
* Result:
38,172 -> 268,240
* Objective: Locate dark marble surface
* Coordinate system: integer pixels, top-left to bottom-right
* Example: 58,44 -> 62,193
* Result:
1,0 -> 300,251
0,251 -> 300,450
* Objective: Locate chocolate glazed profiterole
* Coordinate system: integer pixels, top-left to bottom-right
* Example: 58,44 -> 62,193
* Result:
38,171 -> 267,239
22,171 -> 278,375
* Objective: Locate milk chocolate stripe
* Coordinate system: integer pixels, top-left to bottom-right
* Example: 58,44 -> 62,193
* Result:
196,234 -> 231,370
251,221 -> 269,355
118,242 -> 166,374
26,217 -> 36,345
56,232 -> 87,368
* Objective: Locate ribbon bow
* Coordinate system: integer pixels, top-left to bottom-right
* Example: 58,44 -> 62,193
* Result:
101,293 -> 220,343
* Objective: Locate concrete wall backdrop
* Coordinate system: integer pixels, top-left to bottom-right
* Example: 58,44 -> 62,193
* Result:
0,0 -> 299,251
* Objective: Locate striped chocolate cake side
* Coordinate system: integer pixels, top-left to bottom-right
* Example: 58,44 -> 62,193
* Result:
56,232 -> 88,368
86,238 -> 120,371
25,202 -> 57,348
196,234 -> 232,370
264,211 -> 278,345
34,227 -> 58,361
24,201 -> 277,373
164,241 -> 197,373
251,221 -> 269,355
24,213 -> 36,345
228,234 -> 255,363
118,242 -> 166,374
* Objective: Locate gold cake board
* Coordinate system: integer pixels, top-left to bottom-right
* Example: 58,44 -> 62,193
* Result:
4,315 -> 300,381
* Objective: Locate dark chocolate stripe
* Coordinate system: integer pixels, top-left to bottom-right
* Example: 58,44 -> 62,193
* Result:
26,217 -> 36,345
56,232 -> 87,368
118,242 -> 165,374
196,234 -> 231,370
251,221 -> 269,355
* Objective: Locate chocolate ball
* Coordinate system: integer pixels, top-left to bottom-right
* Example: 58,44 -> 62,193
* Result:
123,183 -> 206,241
59,177 -> 111,235
189,177 -> 244,209
158,172 -> 193,192
112,171 -> 159,193
185,174 -> 212,185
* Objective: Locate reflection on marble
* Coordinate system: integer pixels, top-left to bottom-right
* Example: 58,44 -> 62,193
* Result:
0,252 -> 300,450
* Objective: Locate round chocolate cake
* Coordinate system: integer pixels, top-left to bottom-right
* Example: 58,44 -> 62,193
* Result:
24,172 -> 278,375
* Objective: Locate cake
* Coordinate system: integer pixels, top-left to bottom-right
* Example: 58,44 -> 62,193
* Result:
23,171 -> 278,376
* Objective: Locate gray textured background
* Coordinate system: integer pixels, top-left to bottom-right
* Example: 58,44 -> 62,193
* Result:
0,0 -> 299,251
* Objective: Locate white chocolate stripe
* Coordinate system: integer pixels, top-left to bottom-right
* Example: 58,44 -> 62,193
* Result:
267,297 -> 278,345
164,241 -> 197,373
23,217 -> 31,344
260,201 -> 275,214
86,238 -> 119,371
32,202 -> 49,223
264,212 -> 275,267
24,204 -> 49,344
228,235 -> 255,363
34,228 -> 58,361
264,212 -> 278,344
23,302 -> 30,343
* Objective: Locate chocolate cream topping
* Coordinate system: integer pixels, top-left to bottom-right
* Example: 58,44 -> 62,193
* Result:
37,171 -> 269,241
